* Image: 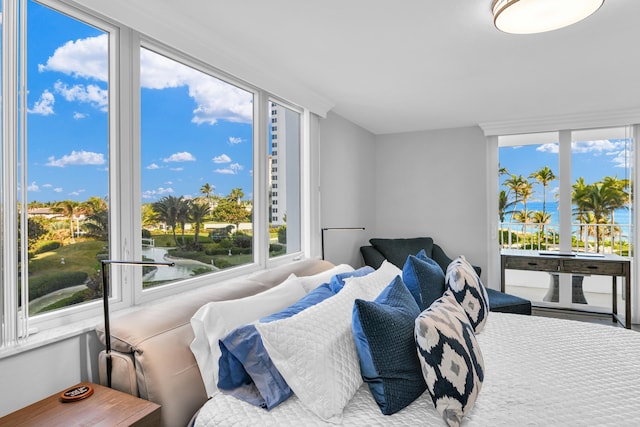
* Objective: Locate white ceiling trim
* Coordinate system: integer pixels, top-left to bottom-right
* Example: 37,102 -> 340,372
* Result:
479,108 -> 640,136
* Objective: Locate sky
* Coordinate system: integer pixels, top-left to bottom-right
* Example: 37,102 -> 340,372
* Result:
21,1 -> 254,205
8,2 -> 635,209
500,138 -> 632,205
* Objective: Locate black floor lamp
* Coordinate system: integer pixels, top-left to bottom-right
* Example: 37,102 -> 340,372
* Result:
321,227 -> 365,260
100,259 -> 174,388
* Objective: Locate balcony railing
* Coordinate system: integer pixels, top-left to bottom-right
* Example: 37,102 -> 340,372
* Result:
499,222 -> 633,256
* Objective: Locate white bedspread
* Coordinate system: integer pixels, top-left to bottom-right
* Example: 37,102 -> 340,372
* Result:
195,312 -> 640,426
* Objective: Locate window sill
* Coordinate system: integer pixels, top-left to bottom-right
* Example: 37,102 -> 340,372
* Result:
0,315 -> 102,360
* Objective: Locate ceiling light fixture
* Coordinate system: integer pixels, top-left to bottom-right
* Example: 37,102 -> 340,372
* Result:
492,0 -> 604,34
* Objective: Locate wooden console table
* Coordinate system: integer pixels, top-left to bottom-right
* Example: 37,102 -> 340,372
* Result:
501,250 -> 631,329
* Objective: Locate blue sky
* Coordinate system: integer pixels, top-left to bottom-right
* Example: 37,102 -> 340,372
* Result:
500,138 -> 632,204
12,2 -> 635,208
23,1 -> 254,204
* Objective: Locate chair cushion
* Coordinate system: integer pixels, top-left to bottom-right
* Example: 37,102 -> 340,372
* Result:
369,237 -> 434,268
486,288 -> 532,315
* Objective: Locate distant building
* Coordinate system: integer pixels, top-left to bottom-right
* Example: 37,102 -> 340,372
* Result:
27,207 -> 63,219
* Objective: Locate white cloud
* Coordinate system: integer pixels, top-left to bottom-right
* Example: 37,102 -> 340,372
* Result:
29,90 -> 55,116
170,167 -> 184,171
537,139 -> 627,154
54,81 -> 108,111
213,154 -> 231,164
69,189 -> 86,196
42,183 -> 52,188
28,182 -> 40,192
229,137 -> 243,145
54,187 -> 63,193
214,162 -> 244,175
163,152 -> 196,163
142,187 -> 174,199
39,35 -> 253,124
146,163 -> 160,170
47,150 -> 106,167
38,34 -> 108,81
611,149 -> 633,169
73,112 -> 88,120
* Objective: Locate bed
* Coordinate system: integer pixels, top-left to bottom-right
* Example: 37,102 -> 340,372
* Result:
190,259 -> 640,427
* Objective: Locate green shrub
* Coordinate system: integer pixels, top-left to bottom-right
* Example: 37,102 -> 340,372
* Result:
234,232 -> 252,248
214,258 -> 232,269
277,226 -> 287,244
29,271 -> 88,300
32,240 -> 62,254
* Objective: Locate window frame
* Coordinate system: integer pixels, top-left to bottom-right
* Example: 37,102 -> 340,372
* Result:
0,0 -> 310,352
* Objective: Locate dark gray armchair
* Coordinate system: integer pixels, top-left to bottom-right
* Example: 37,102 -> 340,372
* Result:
360,237 -> 531,315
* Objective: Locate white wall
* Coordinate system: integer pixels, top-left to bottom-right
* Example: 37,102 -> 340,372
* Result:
373,126 -> 489,278
319,112 -> 376,267
318,114 -> 491,280
0,331 -> 102,416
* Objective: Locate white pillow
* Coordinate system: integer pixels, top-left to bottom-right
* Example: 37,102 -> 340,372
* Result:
298,263 -> 354,292
256,261 -> 401,422
190,273 -> 307,397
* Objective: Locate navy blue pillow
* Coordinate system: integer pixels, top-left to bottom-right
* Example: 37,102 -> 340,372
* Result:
352,276 -> 426,415
402,249 -> 446,311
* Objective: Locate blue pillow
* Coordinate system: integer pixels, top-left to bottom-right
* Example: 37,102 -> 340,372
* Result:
402,249 -> 446,311
217,283 -> 336,409
352,275 -> 426,415
328,266 -> 375,293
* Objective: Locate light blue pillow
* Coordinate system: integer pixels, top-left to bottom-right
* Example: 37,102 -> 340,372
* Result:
402,249 -> 446,310
352,275 -> 426,415
217,283 -> 335,409
328,266 -> 375,292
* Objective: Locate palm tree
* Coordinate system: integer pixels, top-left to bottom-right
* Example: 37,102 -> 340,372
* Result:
574,183 -> 610,253
529,166 -> 556,215
572,177 -> 589,249
153,195 -> 182,246
600,176 -> 630,251
52,200 -> 78,242
228,188 -> 244,206
200,183 -> 215,209
531,210 -> 552,249
176,199 -> 191,246
189,201 -> 210,247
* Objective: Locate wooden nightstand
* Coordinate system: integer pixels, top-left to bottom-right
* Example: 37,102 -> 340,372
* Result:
0,382 -> 160,426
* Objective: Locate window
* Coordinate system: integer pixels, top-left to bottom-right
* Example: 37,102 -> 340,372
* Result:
140,47 -> 254,287
1,2 -> 308,350
268,101 -> 301,259
499,127 -> 634,311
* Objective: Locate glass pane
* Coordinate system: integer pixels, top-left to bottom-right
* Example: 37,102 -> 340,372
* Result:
24,1 -> 109,315
268,101 -> 301,258
140,47 -> 254,287
571,127 -> 633,256
498,132 -> 559,252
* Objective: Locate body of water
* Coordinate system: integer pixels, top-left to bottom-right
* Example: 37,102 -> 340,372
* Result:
141,247 -> 215,282
503,201 -> 632,230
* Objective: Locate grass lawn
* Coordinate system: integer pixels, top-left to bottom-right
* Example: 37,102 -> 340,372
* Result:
28,239 -> 106,279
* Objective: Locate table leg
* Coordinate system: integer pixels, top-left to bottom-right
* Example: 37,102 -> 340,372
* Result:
612,276 -> 617,324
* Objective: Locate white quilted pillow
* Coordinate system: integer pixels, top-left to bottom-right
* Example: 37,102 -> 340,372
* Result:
190,274 -> 307,398
256,261 -> 401,422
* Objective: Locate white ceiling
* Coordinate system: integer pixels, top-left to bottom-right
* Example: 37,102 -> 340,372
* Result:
74,0 -> 640,135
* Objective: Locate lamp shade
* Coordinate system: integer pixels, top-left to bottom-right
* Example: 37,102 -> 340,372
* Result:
492,0 -> 604,34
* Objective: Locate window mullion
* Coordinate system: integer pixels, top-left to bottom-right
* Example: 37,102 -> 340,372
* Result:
1,0 -> 21,347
